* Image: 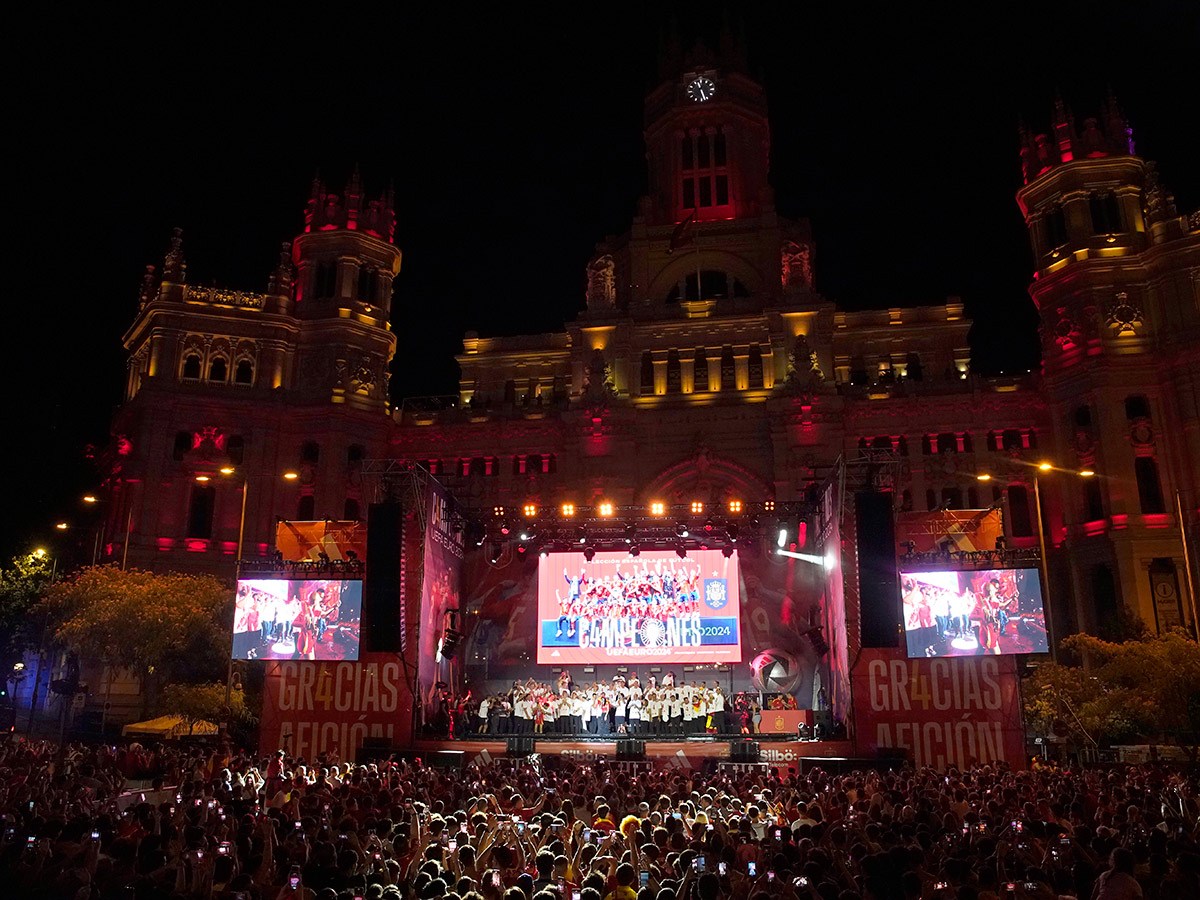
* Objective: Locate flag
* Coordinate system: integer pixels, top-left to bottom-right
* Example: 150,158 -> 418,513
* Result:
667,210 -> 696,254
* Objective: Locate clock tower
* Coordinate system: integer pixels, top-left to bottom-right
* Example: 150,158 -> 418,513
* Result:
642,43 -> 771,226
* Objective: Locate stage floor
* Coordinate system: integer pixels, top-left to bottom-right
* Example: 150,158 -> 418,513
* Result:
413,737 -> 856,767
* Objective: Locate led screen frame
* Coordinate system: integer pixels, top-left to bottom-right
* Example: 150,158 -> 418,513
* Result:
899,567 -> 1048,658
232,578 -> 363,661
535,549 -> 742,665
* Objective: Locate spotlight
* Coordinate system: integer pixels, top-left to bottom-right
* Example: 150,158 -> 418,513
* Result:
493,506 -> 505,517
499,519 -> 511,536
777,526 -> 788,548
675,522 -> 689,538
675,544 -> 687,559
721,544 -> 734,558
523,503 -> 538,517
726,523 -> 739,542
763,500 -> 775,512
629,544 -> 640,557
598,502 -> 614,517
728,499 -> 742,514
561,503 -> 576,517
516,544 -> 528,558
624,523 -> 637,544
540,547 -> 551,558
703,518 -> 714,532
487,543 -> 503,564
649,501 -> 665,516
690,501 -> 704,514
574,525 -> 587,544
583,546 -> 596,562
519,524 -> 536,542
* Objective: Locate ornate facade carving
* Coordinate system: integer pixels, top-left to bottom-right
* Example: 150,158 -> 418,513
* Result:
1105,292 -> 1143,336
585,254 -> 616,308
780,241 -> 813,289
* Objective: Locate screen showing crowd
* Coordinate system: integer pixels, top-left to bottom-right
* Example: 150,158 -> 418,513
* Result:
899,567 -> 1048,658
536,549 -> 742,665
232,579 -> 363,661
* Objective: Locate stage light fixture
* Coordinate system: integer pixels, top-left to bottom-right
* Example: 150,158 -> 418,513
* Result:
728,499 -> 742,514
539,547 -> 551,558
624,523 -> 636,544
690,500 -> 704,514
574,525 -> 587,544
583,546 -> 596,561
703,518 -> 714,532
493,506 -> 505,517
726,523 -> 739,542
721,544 -> 734,558
499,519 -> 511,536
675,522 -> 689,538
675,544 -> 687,559
516,544 -> 528,557
777,525 -> 788,548
629,544 -> 640,557
561,503 -> 576,517
487,543 -> 503,563
763,500 -> 775,512
649,501 -> 665,516
598,502 -> 614,517
523,503 -> 537,517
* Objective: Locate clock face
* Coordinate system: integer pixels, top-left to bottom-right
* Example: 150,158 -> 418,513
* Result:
686,76 -> 716,103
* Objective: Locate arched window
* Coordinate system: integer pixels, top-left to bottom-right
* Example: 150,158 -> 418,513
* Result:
640,352 -> 654,393
871,435 -> 893,451
1089,192 -> 1122,234
925,489 -> 936,511
967,486 -> 980,509
1009,485 -> 1033,537
941,487 -> 962,510
1124,395 -> 1151,421
182,354 -> 201,380
1074,405 -> 1092,429
748,344 -> 764,389
1135,457 -> 1165,514
208,357 -> 228,382
173,431 -> 193,461
347,444 -> 366,468
1044,206 -> 1068,249
297,494 -> 316,520
897,436 -> 909,457
1002,429 -> 1022,451
961,432 -> 974,453
234,359 -> 254,385
665,271 -> 750,303
343,498 -> 361,521
315,261 -> 337,299
693,348 -> 707,389
1091,564 -> 1119,630
503,379 -> 517,404
1083,477 -> 1105,522
301,441 -> 320,465
849,356 -> 868,386
187,484 -> 216,538
901,490 -> 913,512
937,433 -> 957,454
666,349 -> 681,393
357,266 -> 376,303
527,454 -> 543,475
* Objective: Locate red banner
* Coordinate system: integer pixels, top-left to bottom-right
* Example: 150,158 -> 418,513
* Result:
259,653 -> 413,760
851,648 -> 1026,769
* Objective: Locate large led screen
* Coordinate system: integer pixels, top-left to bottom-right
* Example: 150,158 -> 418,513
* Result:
232,579 -> 363,661
900,568 -> 1048,658
536,549 -> 742,665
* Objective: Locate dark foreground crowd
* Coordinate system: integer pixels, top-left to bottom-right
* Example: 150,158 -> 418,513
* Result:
1,738 -> 1198,900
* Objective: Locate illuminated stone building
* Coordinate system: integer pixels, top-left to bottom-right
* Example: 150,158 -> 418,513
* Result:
104,50 -> 1199,641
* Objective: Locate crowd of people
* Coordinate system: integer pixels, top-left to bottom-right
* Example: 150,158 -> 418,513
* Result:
453,673 -> 734,737
3,734 -> 1199,900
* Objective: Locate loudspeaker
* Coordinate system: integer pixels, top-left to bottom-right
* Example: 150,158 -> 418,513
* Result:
617,741 -> 645,761
856,492 -> 899,647
730,741 -> 760,763
365,502 -> 404,652
506,736 -> 536,756
428,750 -> 466,768
813,709 -> 833,739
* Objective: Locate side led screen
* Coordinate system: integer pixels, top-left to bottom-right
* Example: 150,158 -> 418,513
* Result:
232,579 -> 363,661
536,549 -> 742,665
899,568 -> 1048,658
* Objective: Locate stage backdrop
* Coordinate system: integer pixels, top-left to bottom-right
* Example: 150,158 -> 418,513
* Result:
259,653 -> 409,759
460,539 -> 833,705
417,479 -> 465,718
851,647 -> 1026,769
276,520 -> 368,562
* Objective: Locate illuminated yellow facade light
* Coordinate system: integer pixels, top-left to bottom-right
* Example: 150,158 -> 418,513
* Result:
649,501 -> 665,516
55,522 -> 69,530
1079,469 -> 1096,477
220,466 -> 236,475
283,471 -> 299,480
976,474 -> 991,481
1038,462 -> 1053,471
82,495 -> 97,503
195,475 -> 210,482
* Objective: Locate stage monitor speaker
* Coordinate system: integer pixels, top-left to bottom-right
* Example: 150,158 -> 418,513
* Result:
365,501 -> 404,652
506,736 -> 536,757
428,750 -> 466,768
730,741 -> 760,763
856,491 -> 899,648
617,740 -> 645,761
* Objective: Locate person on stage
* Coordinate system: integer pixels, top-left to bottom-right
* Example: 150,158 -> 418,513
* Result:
626,692 -> 642,734
476,695 -> 490,734
709,682 -> 726,733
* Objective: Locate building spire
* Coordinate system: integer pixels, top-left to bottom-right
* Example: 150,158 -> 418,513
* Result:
162,227 -> 186,283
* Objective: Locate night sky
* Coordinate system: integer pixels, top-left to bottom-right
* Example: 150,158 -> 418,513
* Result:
10,3 -> 1197,563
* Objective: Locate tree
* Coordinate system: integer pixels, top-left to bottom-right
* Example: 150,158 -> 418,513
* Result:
1024,632 -> 1200,750
162,682 -> 254,735
0,552 -> 54,675
41,566 -> 232,714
